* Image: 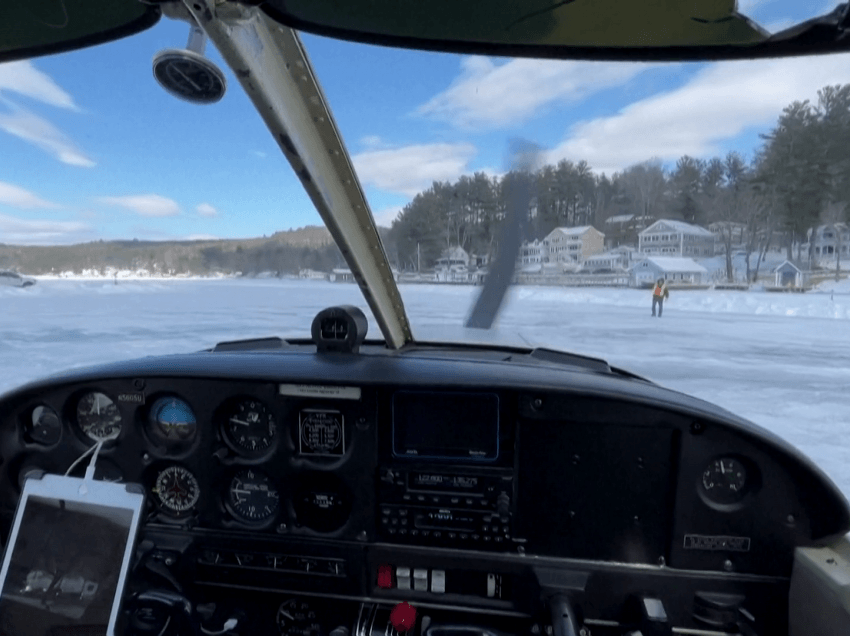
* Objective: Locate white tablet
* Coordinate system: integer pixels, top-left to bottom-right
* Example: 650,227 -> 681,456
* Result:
0,473 -> 145,636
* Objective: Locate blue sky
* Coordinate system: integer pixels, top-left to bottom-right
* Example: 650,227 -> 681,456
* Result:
0,0 -> 848,244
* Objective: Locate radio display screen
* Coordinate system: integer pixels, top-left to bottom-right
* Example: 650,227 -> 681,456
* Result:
392,391 -> 499,461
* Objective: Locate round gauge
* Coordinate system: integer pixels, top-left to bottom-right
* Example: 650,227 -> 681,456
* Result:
226,469 -> 280,523
223,399 -> 276,454
701,457 -> 748,503
148,397 -> 197,443
76,392 -> 122,441
152,465 -> 201,514
299,410 -> 343,455
292,473 -> 352,533
276,599 -> 320,636
26,405 -> 62,445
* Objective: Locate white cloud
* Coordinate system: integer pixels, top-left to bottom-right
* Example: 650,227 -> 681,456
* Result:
353,142 -> 477,197
99,195 -> 181,217
0,104 -> 95,167
0,61 -> 78,110
414,56 -> 651,129
185,234 -> 218,241
196,203 -> 218,217
252,150 -> 267,158
0,181 -> 58,209
548,53 -> 850,175
372,205 -> 403,227
0,213 -> 90,245
0,61 -> 93,167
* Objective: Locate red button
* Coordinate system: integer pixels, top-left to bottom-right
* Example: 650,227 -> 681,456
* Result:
377,564 -> 393,589
390,602 -> 416,633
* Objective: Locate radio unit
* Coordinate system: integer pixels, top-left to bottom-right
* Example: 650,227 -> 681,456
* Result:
377,467 -> 515,549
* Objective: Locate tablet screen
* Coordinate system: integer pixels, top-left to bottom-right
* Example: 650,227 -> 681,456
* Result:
0,495 -> 136,636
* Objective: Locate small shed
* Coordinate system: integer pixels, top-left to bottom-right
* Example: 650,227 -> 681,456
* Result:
773,260 -> 811,288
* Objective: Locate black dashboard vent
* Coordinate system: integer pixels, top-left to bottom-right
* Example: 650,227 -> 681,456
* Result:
311,306 -> 368,353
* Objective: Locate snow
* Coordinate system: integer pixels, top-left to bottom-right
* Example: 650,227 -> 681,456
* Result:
644,219 -> 715,236
0,279 -> 848,504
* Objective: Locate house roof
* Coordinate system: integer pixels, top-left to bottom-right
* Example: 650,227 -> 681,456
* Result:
640,219 -> 714,237
633,257 -> 708,273
549,225 -> 602,237
772,259 -> 805,273
438,245 -> 469,259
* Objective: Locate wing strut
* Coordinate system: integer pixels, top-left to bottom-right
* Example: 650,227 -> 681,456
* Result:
175,1 -> 413,348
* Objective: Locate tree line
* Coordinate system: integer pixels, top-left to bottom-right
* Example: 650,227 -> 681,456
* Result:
384,84 -> 850,282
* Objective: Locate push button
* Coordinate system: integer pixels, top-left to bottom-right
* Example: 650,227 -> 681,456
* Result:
396,567 -> 411,590
413,568 -> 428,591
431,570 -> 446,594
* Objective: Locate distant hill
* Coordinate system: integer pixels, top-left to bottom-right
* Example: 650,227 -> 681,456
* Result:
0,226 -> 340,276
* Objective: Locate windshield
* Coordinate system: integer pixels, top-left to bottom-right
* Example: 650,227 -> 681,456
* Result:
1,3 -> 849,504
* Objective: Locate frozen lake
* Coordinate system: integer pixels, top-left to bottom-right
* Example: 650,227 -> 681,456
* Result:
1,278 -> 849,501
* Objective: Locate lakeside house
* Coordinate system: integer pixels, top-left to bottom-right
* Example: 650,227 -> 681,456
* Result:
639,220 -> 715,258
630,256 -> 708,287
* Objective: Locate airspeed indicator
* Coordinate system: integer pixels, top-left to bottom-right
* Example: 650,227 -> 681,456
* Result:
299,409 -> 344,456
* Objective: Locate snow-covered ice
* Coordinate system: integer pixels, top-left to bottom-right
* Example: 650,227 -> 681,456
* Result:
1,279 -> 848,502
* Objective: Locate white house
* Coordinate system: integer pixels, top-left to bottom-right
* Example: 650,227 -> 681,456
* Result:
639,220 -> 715,257
630,256 -> 708,287
435,246 -> 470,282
519,239 -> 548,265
543,226 -> 605,264
808,224 -> 850,261
582,246 -> 645,272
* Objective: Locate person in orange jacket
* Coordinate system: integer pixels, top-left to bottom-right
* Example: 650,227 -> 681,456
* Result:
651,277 -> 669,317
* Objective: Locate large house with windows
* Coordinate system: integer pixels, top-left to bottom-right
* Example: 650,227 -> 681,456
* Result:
808,224 -> 850,261
638,220 -> 715,258
543,226 -> 605,264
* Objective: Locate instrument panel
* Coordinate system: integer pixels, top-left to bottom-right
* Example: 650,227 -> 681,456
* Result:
0,347 -> 846,635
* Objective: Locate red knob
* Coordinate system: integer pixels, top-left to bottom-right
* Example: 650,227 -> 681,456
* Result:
390,602 -> 417,633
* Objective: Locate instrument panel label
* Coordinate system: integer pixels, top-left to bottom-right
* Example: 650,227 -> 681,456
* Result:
683,534 -> 751,552
117,392 -> 145,404
279,384 -> 361,400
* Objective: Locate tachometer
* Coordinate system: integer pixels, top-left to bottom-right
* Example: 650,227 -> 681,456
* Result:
76,392 -> 122,441
223,399 -> 276,454
152,465 -> 200,514
226,469 -> 279,523
701,457 -> 748,504
276,599 -> 320,636
148,397 -> 197,443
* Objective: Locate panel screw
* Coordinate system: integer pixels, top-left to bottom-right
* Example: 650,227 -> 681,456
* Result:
531,398 -> 543,410
787,514 -> 796,525
133,379 -> 146,390
517,545 -> 525,555
658,556 -> 666,566
690,421 -> 704,434
277,523 -> 288,533
579,629 -> 590,636
723,559 -> 733,572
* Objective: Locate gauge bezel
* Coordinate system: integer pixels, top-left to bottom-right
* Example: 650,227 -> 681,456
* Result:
23,404 -> 63,446
217,396 -> 279,458
291,471 -> 352,534
223,468 -> 281,527
141,394 -> 200,456
70,389 -> 124,444
697,454 -> 760,511
151,464 -> 202,518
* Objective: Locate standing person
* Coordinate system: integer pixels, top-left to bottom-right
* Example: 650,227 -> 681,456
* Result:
651,277 -> 669,317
